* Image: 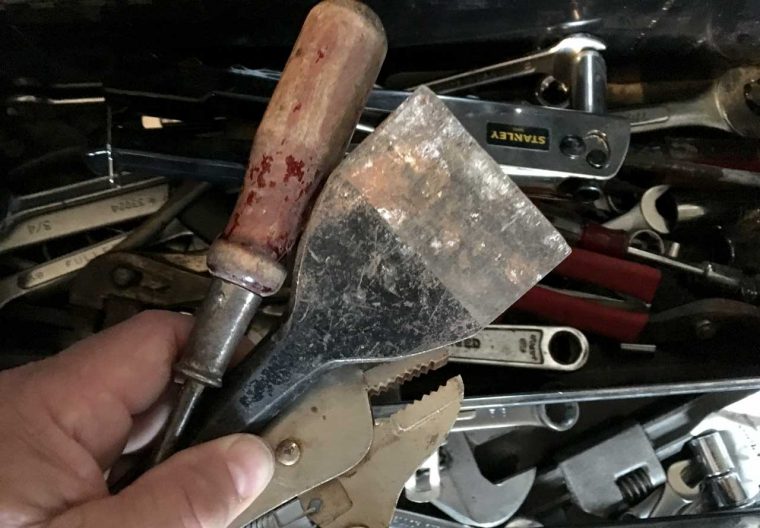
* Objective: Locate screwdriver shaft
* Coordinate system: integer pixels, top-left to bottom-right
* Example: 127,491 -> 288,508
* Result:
152,379 -> 206,464
152,279 -> 261,464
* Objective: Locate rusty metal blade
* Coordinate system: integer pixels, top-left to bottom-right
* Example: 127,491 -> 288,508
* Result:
338,86 -> 570,325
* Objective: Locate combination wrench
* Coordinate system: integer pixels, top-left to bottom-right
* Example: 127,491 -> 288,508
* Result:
418,35 -> 605,96
615,67 -> 760,138
0,175 -> 169,253
443,325 -> 589,371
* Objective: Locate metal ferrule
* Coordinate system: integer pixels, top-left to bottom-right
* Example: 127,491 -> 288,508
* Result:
207,238 -> 287,296
174,277 -> 262,387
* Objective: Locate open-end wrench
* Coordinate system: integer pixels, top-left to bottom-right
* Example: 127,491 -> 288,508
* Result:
0,177 -> 169,253
85,149 -> 248,186
444,325 -> 589,371
417,35 -> 605,96
105,64 -> 629,186
614,67 -> 760,137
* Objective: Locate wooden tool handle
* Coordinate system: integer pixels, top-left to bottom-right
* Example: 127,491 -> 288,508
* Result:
214,0 -> 386,270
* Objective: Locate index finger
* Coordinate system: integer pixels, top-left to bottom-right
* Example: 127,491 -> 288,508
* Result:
4,310 -> 193,469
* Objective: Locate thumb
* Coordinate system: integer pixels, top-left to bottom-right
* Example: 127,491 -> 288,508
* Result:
51,434 -> 274,528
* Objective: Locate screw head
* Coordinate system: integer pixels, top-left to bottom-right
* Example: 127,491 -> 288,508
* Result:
275,439 -> 301,466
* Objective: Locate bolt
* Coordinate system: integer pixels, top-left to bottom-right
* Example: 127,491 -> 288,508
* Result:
560,135 -> 586,157
695,319 -> 717,340
111,266 -> 140,288
275,439 -> 301,466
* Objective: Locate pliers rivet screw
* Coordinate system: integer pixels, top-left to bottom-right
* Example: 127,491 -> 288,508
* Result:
275,439 -> 301,466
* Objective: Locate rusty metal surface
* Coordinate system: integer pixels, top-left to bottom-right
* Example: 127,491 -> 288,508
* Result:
337,86 -> 570,324
194,88 -> 568,441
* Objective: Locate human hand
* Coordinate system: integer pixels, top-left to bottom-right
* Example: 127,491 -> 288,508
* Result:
0,310 -> 274,527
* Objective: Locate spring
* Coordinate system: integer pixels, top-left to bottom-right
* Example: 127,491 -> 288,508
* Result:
617,467 -> 655,504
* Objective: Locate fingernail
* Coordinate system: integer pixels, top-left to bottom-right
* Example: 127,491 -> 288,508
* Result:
225,434 -> 275,498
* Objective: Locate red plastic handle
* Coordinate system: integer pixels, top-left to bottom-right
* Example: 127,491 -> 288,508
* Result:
512,287 -> 650,342
555,248 -> 661,303
578,223 -> 629,258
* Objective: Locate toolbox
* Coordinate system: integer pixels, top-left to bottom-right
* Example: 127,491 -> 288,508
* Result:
0,1 -> 759,526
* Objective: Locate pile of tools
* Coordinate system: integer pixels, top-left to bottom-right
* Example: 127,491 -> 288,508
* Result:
1,1 -> 760,527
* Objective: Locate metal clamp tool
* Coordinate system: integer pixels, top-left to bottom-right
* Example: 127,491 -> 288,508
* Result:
69,251 -> 210,311
230,349 -> 463,528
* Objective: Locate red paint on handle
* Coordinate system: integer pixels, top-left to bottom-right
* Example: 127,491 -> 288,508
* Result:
513,287 -> 650,342
556,248 -> 662,303
214,0 -> 387,264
